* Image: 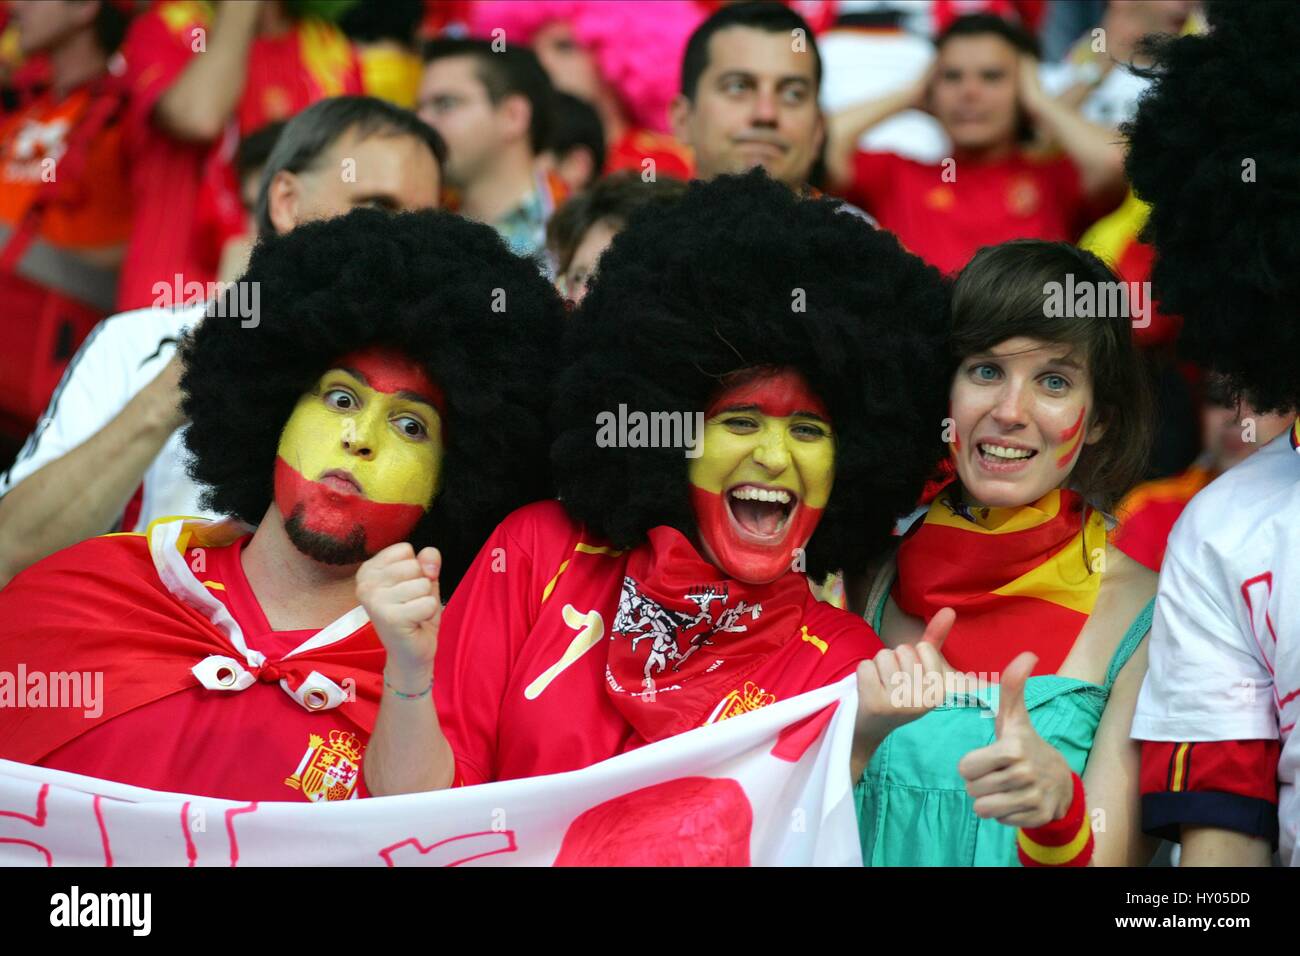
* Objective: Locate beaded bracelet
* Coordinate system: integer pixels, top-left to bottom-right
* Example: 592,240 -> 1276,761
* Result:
385,678 -> 433,700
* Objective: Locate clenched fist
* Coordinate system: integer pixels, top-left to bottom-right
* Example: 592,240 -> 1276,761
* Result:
356,543 -> 443,684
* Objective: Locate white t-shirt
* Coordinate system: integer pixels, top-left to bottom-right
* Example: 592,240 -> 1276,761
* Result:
1039,60 -> 1153,130
0,302 -> 217,533
1131,426 -> 1300,864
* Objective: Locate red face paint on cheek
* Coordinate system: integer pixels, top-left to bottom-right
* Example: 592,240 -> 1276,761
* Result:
1055,407 -> 1087,469
274,457 -> 425,555
690,486 -> 825,585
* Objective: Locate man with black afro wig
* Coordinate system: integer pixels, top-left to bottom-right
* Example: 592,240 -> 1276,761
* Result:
363,169 -> 959,799
1123,0 -> 1300,866
0,208 -> 564,805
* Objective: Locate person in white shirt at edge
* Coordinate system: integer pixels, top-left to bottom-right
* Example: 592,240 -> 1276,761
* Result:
1124,0 -> 1299,866
0,95 -> 446,587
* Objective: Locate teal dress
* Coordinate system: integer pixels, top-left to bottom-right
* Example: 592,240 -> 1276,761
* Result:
855,577 -> 1153,866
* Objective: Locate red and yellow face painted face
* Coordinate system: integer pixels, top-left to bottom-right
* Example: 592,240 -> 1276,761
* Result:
687,368 -> 835,584
274,347 -> 445,562
948,336 -> 1103,509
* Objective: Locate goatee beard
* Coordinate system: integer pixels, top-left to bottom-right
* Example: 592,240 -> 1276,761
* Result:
284,507 -> 371,565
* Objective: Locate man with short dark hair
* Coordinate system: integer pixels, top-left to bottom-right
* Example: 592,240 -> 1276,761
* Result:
0,96 -> 445,586
669,2 -> 824,191
417,38 -> 565,262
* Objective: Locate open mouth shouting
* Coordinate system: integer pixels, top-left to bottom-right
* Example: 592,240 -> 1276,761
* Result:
727,483 -> 799,543
974,439 -> 1037,473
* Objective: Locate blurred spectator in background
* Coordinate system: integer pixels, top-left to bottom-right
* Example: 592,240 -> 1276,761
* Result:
1041,0 -> 1196,128
539,90 -> 604,194
115,0 -> 363,311
418,38 -> 563,264
827,13 -> 1127,274
339,0 -> 423,109
818,2 -> 949,163
216,118 -> 285,282
1113,380 -> 1294,571
0,0 -> 134,434
0,95 -> 444,588
468,0 -> 697,181
545,171 -> 688,304
670,2 -> 824,192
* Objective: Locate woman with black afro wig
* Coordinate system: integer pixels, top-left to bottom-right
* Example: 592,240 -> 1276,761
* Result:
365,170 -> 959,803
1122,0 -> 1300,866
0,207 -> 564,803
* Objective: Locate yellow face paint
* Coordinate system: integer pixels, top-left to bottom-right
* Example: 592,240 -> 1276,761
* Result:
276,368 -> 443,507
273,350 -> 444,559
688,413 -> 835,508
687,368 -> 835,583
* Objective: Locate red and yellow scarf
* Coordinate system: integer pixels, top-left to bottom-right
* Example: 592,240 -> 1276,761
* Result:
893,488 -> 1107,676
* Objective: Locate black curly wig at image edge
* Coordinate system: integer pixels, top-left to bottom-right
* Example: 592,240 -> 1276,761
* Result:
1124,0 -> 1300,412
552,169 -> 952,583
179,208 -> 565,594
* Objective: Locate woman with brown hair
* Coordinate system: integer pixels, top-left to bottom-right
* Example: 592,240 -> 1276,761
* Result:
850,239 -> 1160,866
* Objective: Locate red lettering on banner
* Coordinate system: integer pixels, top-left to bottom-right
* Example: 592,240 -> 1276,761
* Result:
0,782 -> 52,866
379,830 -> 519,867
93,794 -> 113,866
555,777 -> 752,866
771,702 -> 839,763
181,801 -> 197,867
225,802 -> 258,867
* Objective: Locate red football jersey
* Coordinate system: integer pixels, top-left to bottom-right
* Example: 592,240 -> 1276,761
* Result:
846,149 -> 1118,275
28,533 -> 380,803
433,501 -> 881,786
115,2 -> 362,310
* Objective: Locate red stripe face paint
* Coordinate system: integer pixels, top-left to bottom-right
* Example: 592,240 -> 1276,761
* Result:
274,456 -> 426,558
1055,407 -> 1087,469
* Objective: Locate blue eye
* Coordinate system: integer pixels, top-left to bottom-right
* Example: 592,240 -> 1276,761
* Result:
1042,375 -> 1069,392
972,364 -> 999,382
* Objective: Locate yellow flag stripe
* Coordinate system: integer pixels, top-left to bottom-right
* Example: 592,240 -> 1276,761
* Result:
1017,814 -> 1091,865
540,542 -> 627,604
923,489 -> 1063,535
991,508 -> 1107,615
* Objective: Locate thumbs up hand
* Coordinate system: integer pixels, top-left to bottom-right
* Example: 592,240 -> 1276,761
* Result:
956,651 -> 1074,829
855,608 -> 956,748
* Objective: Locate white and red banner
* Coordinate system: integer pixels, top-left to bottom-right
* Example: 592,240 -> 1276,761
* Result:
0,677 -> 862,867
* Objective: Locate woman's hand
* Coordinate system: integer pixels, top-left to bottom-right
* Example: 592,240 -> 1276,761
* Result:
356,543 -> 443,686
957,651 -> 1074,828
854,607 -> 956,761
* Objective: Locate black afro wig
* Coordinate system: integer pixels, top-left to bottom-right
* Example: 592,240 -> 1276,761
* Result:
552,170 -> 950,583
181,207 -> 564,593
1125,0 -> 1300,412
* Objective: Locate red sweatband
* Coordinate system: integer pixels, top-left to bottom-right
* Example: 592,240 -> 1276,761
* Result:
1017,772 -> 1094,867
